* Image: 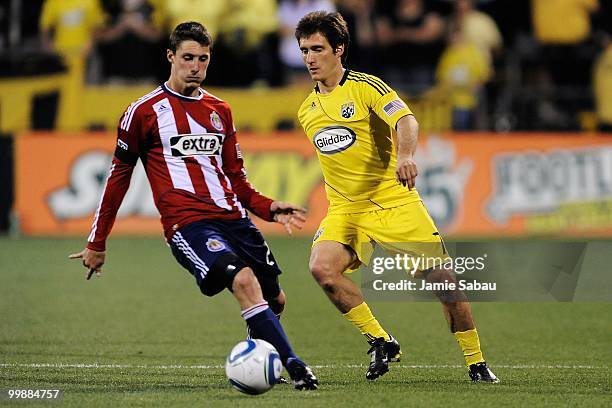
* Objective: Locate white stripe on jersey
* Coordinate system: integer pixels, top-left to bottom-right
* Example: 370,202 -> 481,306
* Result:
155,98 -> 196,193
195,156 -> 233,211
186,113 -> 233,211
88,162 -> 116,243
120,87 -> 163,131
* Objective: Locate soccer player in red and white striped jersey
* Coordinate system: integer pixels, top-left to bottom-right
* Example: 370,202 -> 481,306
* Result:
70,22 -> 318,390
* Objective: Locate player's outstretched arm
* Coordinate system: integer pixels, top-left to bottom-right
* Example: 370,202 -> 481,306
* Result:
68,157 -> 136,281
395,114 -> 419,190
68,248 -> 106,280
270,201 -> 307,235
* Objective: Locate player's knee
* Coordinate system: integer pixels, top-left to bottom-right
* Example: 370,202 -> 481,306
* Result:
310,265 -> 338,294
231,267 -> 258,294
309,260 -> 334,284
425,267 -> 466,302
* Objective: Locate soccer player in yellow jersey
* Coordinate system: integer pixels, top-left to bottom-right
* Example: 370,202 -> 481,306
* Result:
295,11 -> 499,383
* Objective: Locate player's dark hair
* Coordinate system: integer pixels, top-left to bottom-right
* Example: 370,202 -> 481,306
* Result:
295,11 -> 350,65
169,21 -> 213,53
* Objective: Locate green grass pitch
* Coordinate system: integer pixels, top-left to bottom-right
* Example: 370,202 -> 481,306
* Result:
1,236 -> 610,407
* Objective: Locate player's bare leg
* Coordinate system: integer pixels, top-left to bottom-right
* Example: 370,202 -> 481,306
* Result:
232,267 -> 318,390
421,267 -> 475,331
232,267 -> 266,309
309,241 -> 361,312
309,241 -> 401,380
422,266 -> 499,383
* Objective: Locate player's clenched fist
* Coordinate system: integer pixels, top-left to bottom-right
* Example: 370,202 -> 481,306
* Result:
395,154 -> 418,190
68,248 -> 105,280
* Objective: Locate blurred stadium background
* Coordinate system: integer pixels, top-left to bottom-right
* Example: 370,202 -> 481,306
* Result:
1,1 -> 611,406
0,0 -> 612,237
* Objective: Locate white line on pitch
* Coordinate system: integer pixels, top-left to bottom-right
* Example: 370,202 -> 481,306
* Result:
0,363 -> 606,370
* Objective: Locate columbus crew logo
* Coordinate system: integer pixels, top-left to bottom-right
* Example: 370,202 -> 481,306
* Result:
340,101 -> 355,119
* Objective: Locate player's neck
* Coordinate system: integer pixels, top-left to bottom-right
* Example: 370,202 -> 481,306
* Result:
317,68 -> 345,94
166,78 -> 201,98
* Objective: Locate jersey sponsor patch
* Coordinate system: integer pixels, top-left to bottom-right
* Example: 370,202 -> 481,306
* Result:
340,101 -> 355,119
210,111 -> 224,131
169,133 -> 224,157
312,126 -> 357,154
206,238 -> 225,252
383,99 -> 406,116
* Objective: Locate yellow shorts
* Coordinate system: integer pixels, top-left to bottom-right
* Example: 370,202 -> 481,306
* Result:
312,201 -> 448,271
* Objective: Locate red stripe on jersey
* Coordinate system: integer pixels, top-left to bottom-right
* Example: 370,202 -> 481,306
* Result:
167,97 -> 211,197
184,157 -> 210,196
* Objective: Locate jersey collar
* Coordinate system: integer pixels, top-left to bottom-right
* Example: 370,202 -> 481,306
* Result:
162,82 -> 204,101
315,69 -> 350,93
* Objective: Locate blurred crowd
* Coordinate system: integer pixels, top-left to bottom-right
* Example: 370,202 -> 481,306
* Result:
1,0 -> 611,131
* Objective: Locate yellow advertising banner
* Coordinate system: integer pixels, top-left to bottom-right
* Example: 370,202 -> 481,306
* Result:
15,132 -> 612,238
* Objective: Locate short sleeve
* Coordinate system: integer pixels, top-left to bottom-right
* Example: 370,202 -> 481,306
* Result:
353,72 -> 413,129
371,90 -> 413,130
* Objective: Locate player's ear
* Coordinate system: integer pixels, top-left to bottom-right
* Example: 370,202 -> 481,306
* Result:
166,49 -> 174,64
335,44 -> 345,59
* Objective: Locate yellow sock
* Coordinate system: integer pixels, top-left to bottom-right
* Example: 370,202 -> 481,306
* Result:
454,328 -> 485,366
343,302 -> 391,342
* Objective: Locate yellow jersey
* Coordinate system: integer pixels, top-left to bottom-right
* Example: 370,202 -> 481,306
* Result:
298,69 -> 421,214
40,0 -> 104,54
436,42 -> 491,110
594,46 -> 612,125
532,0 -> 598,44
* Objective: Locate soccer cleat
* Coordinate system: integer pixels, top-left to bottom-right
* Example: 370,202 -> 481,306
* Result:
468,362 -> 500,383
385,336 -> 402,362
365,336 -> 402,380
286,358 -> 319,390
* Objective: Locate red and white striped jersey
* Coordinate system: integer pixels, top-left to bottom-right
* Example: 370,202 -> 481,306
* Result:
86,82 -> 273,251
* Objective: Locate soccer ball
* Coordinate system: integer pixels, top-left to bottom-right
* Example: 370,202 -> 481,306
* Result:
225,339 -> 282,395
